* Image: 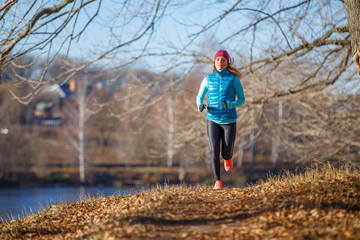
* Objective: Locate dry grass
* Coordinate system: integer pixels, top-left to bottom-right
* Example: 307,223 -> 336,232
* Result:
1,163 -> 359,239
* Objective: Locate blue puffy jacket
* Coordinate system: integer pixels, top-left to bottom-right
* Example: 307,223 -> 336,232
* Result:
196,68 -> 245,124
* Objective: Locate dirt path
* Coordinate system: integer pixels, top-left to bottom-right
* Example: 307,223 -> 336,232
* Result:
1,165 -> 359,239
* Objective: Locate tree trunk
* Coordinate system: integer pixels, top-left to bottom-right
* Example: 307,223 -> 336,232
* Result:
271,104 -> 278,167
237,135 -> 244,169
272,101 -> 282,167
79,85 -> 85,184
344,0 -> 360,75
167,95 -> 174,167
249,110 -> 255,167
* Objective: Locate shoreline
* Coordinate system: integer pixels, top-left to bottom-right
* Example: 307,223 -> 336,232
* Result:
0,162 -> 294,189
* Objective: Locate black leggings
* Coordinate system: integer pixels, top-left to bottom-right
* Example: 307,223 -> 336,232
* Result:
207,120 -> 236,181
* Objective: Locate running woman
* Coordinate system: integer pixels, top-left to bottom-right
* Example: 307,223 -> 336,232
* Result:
196,49 -> 245,190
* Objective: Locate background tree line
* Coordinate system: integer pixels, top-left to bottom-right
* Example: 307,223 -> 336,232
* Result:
0,52 -> 359,186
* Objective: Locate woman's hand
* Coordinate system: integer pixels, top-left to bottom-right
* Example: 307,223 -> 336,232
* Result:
199,104 -> 206,112
222,101 -> 228,109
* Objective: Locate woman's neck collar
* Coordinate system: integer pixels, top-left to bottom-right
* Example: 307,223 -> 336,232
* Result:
215,68 -> 228,74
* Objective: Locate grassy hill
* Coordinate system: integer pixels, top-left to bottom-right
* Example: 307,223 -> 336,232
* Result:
1,163 -> 359,239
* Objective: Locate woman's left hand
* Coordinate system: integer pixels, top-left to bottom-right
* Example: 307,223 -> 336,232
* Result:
222,101 -> 228,109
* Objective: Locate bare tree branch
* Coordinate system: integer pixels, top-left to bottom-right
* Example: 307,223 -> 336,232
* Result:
240,25 -> 350,72
0,0 -> 77,75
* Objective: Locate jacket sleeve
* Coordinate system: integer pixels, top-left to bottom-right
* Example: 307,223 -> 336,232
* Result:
196,77 -> 208,111
228,77 -> 245,109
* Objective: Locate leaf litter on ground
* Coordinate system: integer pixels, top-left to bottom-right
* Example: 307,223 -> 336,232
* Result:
1,163 -> 359,239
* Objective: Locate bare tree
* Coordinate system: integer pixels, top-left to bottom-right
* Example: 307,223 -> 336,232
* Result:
2,0 -> 360,173
1,0 -> 166,104
0,1 -> 100,83
62,73 -> 104,184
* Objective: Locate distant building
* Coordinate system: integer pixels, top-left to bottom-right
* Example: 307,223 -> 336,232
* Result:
19,79 -> 109,126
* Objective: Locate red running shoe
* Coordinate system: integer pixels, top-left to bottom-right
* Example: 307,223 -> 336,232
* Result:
213,180 -> 222,190
224,159 -> 233,172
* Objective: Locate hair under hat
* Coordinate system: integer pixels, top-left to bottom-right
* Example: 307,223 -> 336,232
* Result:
214,50 -> 230,62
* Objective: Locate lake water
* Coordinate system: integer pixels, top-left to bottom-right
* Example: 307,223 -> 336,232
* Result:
0,186 -> 141,221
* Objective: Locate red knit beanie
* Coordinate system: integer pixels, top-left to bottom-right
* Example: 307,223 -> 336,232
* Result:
214,49 -> 230,62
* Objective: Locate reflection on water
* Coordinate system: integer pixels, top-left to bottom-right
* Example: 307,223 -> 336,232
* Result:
0,186 -> 140,221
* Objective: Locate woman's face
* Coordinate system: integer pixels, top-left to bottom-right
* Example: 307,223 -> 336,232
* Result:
215,57 -> 228,72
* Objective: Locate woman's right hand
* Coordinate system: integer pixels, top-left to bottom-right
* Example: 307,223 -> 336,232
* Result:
199,104 -> 206,112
